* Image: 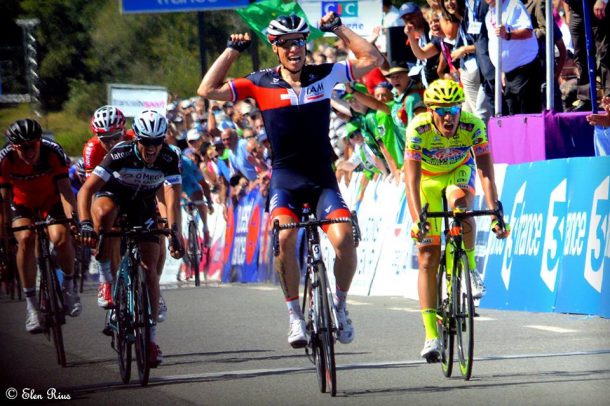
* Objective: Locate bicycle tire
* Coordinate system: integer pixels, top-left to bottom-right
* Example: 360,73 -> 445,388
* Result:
42,257 -> 66,367
455,252 -> 474,380
134,266 -> 151,386
303,272 -> 326,393
437,258 -> 454,378
317,262 -> 336,396
115,275 -> 132,384
188,220 -> 201,287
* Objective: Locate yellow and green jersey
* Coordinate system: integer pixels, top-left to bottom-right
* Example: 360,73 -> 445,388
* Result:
405,110 -> 489,175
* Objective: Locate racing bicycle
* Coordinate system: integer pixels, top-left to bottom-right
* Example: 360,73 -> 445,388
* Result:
11,214 -> 75,367
272,205 -> 360,396
419,197 -> 506,380
182,199 -> 206,286
102,223 -> 171,386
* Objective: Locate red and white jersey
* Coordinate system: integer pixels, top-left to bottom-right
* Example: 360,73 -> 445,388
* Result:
82,129 -> 135,177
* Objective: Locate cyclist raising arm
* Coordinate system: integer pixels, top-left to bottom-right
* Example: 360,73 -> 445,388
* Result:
404,79 -> 509,362
0,119 -> 81,333
198,11 -> 384,348
77,110 -> 183,366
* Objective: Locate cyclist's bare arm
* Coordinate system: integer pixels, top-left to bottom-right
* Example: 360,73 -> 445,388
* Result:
404,158 -> 423,222
164,183 -> 184,259
334,25 -> 384,79
474,153 -> 500,213
56,177 -> 77,220
77,173 -> 106,223
197,34 -> 250,101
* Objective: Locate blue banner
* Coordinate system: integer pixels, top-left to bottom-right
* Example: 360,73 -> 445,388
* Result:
482,157 -> 610,316
121,0 -> 250,14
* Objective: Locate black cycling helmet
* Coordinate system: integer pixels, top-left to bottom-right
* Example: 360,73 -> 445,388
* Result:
267,14 -> 310,43
5,118 -> 42,145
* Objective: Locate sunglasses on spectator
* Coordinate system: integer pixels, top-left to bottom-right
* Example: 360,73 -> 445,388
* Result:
432,105 -> 461,116
137,137 -> 165,147
274,38 -> 306,49
13,139 -> 40,151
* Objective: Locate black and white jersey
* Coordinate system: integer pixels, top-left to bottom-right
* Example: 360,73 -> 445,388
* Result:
92,141 -> 181,201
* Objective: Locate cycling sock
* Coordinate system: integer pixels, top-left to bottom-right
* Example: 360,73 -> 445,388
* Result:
286,296 -> 303,322
465,248 -> 477,271
421,308 -> 439,340
334,285 -> 348,310
98,260 -> 113,283
24,288 -> 37,312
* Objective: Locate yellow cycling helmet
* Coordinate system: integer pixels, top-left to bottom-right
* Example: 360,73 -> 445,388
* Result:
424,79 -> 465,105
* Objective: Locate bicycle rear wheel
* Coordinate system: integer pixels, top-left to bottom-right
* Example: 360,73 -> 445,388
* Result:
437,258 -> 454,378
455,253 -> 474,380
317,262 -> 336,396
40,257 -> 66,367
134,266 -> 151,386
188,220 -> 201,287
115,275 -> 132,384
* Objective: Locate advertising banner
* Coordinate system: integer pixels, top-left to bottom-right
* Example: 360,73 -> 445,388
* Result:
121,0 -> 250,14
107,84 -> 167,117
298,0 -> 382,38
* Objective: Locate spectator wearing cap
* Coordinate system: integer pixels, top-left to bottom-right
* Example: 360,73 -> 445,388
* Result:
184,128 -> 206,163
384,65 -> 426,166
484,0 -> 542,115
399,3 -> 439,87
221,127 -> 258,182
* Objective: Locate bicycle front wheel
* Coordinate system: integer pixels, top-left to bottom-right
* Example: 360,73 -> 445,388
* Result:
303,270 -> 326,393
317,262 -> 336,396
188,220 -> 201,287
115,275 -> 132,384
455,252 -> 474,380
41,258 -> 66,367
133,266 -> 151,386
437,258 -> 454,378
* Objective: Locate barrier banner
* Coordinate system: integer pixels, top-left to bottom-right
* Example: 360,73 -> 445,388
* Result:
227,188 -> 259,282
242,188 -> 264,282
222,200 -> 237,282
482,157 -> 610,315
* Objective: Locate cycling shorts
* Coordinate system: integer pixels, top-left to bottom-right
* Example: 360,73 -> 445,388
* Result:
94,191 -> 160,243
269,186 -> 351,232
182,179 -> 203,199
419,160 -> 476,246
11,201 -> 66,223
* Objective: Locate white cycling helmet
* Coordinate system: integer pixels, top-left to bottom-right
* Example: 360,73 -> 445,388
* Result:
267,14 -> 310,43
132,110 -> 168,139
90,105 -> 125,136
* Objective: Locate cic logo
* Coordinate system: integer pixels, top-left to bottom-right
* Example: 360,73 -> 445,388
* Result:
322,1 -> 359,17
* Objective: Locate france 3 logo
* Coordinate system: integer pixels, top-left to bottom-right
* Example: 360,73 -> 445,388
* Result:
321,1 -> 359,17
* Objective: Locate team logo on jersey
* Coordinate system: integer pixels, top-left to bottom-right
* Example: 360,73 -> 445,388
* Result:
305,82 -> 325,102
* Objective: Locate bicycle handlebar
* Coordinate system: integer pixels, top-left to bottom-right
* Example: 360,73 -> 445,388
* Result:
10,217 -> 75,233
99,227 -> 171,239
418,201 -> 507,237
272,215 -> 359,257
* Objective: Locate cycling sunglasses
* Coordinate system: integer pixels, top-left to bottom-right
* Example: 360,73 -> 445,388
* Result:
274,38 -> 307,49
432,105 -> 461,116
98,131 -> 123,143
13,139 -> 41,151
137,137 -> 165,147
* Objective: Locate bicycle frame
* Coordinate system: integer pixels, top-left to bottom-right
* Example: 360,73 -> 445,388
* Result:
272,206 -> 360,396
420,197 -> 505,380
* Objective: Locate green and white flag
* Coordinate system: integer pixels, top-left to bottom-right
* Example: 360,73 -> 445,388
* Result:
235,0 -> 323,44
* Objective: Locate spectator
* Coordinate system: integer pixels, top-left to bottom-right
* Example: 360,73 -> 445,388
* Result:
564,0 -> 609,111
586,96 -> 610,155
371,0 -> 404,54
485,0 -> 542,115
221,128 -> 258,182
399,2 -> 439,87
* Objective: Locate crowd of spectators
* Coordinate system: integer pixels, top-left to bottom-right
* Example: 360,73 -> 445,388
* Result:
167,0 -> 608,213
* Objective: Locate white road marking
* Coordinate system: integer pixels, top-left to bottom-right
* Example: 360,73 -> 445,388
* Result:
64,349 -> 610,394
525,325 -> 578,333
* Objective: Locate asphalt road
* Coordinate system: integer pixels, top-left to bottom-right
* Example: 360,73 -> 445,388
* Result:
1,280 -> 609,405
